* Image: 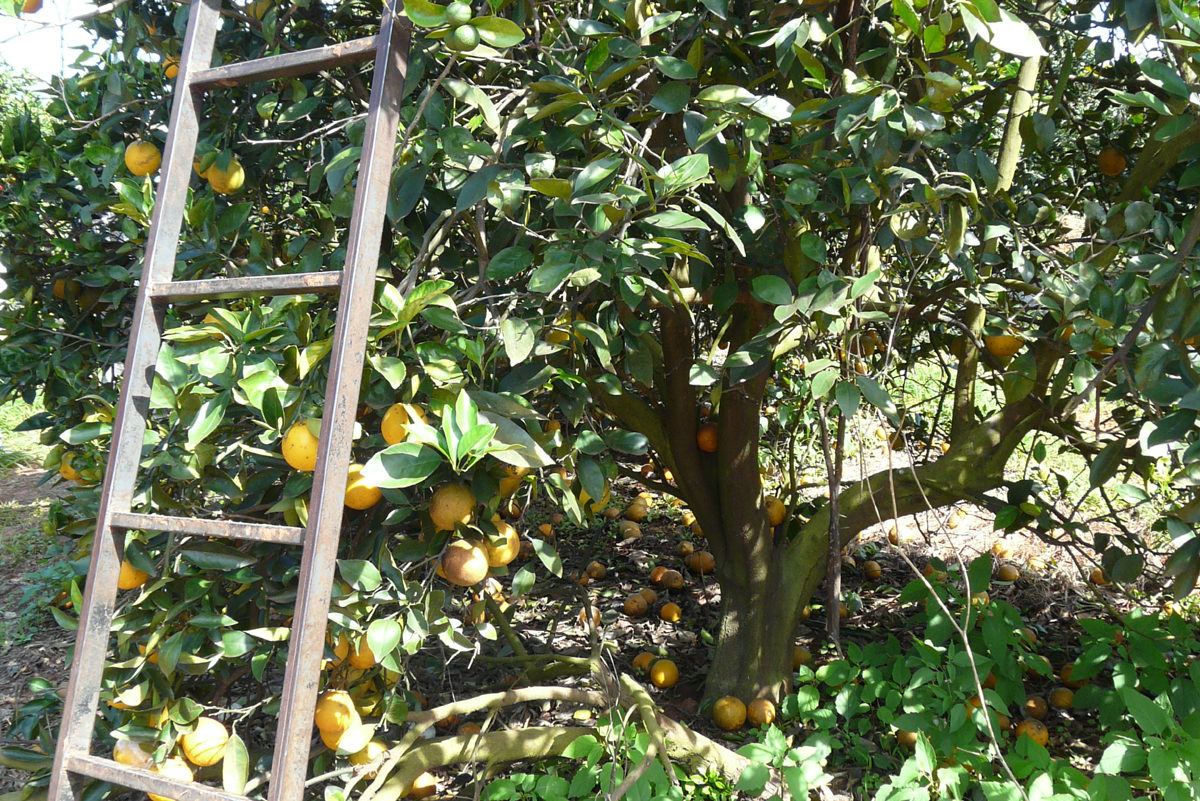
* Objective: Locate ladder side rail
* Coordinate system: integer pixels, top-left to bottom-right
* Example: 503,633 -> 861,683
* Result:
49,2 -> 224,798
266,6 -> 412,800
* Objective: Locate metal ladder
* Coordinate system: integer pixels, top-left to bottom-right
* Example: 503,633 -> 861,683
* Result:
48,2 -> 410,799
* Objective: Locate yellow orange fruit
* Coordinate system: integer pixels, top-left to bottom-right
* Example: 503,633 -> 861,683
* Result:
1060,663 -> 1087,689
381,403 -> 426,445
124,140 -> 162,176
164,58 -> 179,80
315,690 -> 360,733
1097,146 -> 1126,177
344,464 -> 382,510
991,539 -> 1012,558
22,0 -> 42,13
996,564 -> 1020,582
650,566 -> 668,584
1014,718 -> 1048,746
696,422 -> 718,453
348,637 -> 376,669
484,517 -> 520,567
458,722 -> 482,736
206,158 -> 245,194
747,698 -> 776,727
896,730 -> 918,750
624,593 -> 649,616
984,334 -> 1023,360
1024,696 -> 1048,720
661,569 -> 685,589
659,602 -> 682,622
147,757 -> 193,801
440,540 -> 489,587
677,541 -> 695,557
792,645 -> 812,669
406,771 -> 437,799
617,520 -> 642,539
686,551 -> 715,574
649,659 -> 678,688
349,739 -> 387,779
639,588 -> 658,604
864,560 -> 882,580
625,500 -> 649,522
1048,687 -> 1074,709
765,496 -> 786,527
585,560 -> 607,580
578,482 -> 611,514
180,716 -> 229,767
430,483 -> 475,531
632,652 -> 655,673
1090,568 -> 1109,586
282,422 -> 320,471
112,739 -> 152,769
712,696 -> 746,731
117,560 -> 150,591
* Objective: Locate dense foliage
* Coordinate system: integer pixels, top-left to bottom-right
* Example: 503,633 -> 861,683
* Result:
1,0 -> 1199,797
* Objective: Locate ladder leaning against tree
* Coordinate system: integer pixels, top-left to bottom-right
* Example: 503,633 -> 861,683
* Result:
47,2 -> 411,799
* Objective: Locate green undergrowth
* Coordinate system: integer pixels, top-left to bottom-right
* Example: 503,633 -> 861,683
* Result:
483,557 -> 1200,801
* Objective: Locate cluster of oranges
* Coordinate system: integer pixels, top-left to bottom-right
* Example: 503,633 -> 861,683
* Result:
112,716 -> 230,801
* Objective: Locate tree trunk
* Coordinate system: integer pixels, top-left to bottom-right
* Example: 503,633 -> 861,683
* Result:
704,539 -> 807,702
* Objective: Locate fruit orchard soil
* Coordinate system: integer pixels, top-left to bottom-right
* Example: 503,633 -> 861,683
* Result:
0,468 -> 69,792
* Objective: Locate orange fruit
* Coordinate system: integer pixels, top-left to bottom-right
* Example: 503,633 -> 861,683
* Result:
984,334 -> 1023,360
639,588 -> 658,604
1090,568 -> 1109,586
983,672 -> 998,690
996,564 -> 1020,582
344,463 -> 382,510
440,540 -> 489,587
124,140 -> 162,176
661,569 -> 684,589
765,496 -> 786,527
349,739 -> 387,779
180,716 -> 229,767
676,541 -> 695,557
406,771 -> 437,799
1060,663 -> 1087,689
625,500 -> 649,522
112,739 -> 153,769
538,522 -> 555,538
863,560 -> 882,580
1018,627 -> 1038,646
991,539 -> 1012,558
577,607 -> 602,627
792,645 -> 812,669
1048,687 -> 1074,709
458,722 -> 481,736
746,698 -> 776,727
282,421 -> 320,471
632,652 -> 655,673
430,483 -> 475,531
147,758 -> 193,801
649,659 -> 678,688
348,636 -> 376,669
1024,696 -> 1048,720
686,551 -> 715,574
887,525 -> 901,545
585,561 -> 607,579
1097,146 -> 1126,177
623,593 -> 649,617
117,560 -> 150,591
996,712 -> 1011,732
314,691 -> 359,733
381,403 -> 426,445
696,422 -> 718,453
206,158 -> 245,194
712,696 -> 747,731
650,566 -> 668,584
1014,718 -> 1048,746
659,602 -> 682,622
896,730 -> 918,749
484,518 -> 520,567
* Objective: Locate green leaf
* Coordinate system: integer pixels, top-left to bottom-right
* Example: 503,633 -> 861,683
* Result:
339,559 -> 383,592
501,318 -> 536,365
1139,58 -> 1191,99
856,375 -> 900,426
404,0 -> 447,28
835,381 -> 860,419
812,370 -> 836,398
456,164 -> 501,212
734,763 -> 770,794
222,733 -> 249,793
573,156 -> 622,195
180,541 -> 257,571
652,56 -> 697,79
478,412 -> 554,468
368,355 -> 407,390
367,619 -> 403,659
1090,439 -> 1126,489
473,16 -> 526,48
487,246 -> 533,281
362,443 -> 444,488
640,210 -> 707,230
1120,688 -> 1170,736
750,275 -> 792,305
1098,737 -> 1147,774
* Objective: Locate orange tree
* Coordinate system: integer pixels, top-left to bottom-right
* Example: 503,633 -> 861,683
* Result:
2,0 -> 1200,794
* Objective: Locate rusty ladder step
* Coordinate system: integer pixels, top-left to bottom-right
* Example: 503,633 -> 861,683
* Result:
148,271 -> 343,301
109,512 -> 305,546
66,754 -> 248,801
189,35 -> 378,89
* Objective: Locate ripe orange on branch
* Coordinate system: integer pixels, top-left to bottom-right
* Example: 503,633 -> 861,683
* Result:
430,483 -> 475,531
1097,146 -> 1126,176
696,422 -> 718,453
440,540 -> 489,587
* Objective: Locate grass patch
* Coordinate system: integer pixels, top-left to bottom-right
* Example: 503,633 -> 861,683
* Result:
0,397 -> 47,471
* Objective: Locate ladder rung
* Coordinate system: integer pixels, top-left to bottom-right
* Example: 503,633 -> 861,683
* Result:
66,754 -> 247,801
190,36 -> 378,89
148,271 -> 343,301
110,512 -> 305,546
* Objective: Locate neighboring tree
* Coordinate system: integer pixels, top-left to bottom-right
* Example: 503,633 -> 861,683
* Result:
1,0 -> 1198,794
